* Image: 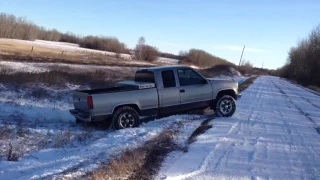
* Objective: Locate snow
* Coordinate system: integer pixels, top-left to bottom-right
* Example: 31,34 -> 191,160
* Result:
209,67 -> 248,84
157,57 -> 180,64
0,113 -> 204,180
0,81 -> 206,179
157,76 -> 320,179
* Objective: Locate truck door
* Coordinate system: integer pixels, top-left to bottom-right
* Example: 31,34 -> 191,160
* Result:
177,68 -> 213,111
158,70 -> 181,115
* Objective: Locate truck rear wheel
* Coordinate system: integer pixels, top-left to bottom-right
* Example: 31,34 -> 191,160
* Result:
112,106 -> 140,130
215,95 -> 236,117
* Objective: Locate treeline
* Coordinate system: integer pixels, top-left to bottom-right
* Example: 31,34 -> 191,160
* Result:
0,13 -> 127,53
275,25 -> 320,86
0,13 -> 236,67
182,49 -> 233,67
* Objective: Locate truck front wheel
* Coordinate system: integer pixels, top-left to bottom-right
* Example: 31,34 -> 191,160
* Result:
215,95 -> 236,117
112,106 -> 140,130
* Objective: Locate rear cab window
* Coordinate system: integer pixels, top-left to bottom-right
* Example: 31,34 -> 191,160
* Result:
161,70 -> 176,88
135,70 -> 156,83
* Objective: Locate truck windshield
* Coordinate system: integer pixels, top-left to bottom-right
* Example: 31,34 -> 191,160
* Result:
135,70 -> 155,83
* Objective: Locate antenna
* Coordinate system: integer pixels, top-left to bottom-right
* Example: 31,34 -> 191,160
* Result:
238,45 -> 245,66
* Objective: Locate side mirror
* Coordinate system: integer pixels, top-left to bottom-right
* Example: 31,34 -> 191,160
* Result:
202,79 -> 208,84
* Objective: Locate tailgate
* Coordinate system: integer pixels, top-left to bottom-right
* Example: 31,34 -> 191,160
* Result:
73,91 -> 90,112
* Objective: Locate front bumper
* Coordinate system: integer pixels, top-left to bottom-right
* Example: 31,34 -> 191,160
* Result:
69,109 -> 92,122
237,93 -> 242,100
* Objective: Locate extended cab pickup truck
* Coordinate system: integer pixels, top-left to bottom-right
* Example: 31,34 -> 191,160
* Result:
70,66 -> 241,129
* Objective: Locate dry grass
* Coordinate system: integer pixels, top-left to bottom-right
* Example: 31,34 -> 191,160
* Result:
0,39 -> 72,55
6,142 -> 25,161
53,131 -> 73,148
0,39 -> 155,67
92,148 -> 146,180
53,128 -> 95,148
0,67 -> 133,88
76,129 -> 94,143
0,125 -> 13,140
89,129 -> 177,180
308,85 -> 320,94
238,77 -> 258,92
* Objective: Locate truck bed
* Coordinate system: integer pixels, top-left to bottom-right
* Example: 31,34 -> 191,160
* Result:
76,81 -> 156,95
78,86 -> 135,95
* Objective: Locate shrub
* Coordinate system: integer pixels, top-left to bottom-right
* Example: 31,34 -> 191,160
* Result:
79,36 -> 127,53
183,49 -> 233,68
137,45 -> 159,62
6,142 -> 25,161
134,37 -> 159,62
238,59 -> 254,75
53,131 -> 72,148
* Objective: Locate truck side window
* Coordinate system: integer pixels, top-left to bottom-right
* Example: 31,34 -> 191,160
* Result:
162,70 -> 176,88
178,69 -> 206,86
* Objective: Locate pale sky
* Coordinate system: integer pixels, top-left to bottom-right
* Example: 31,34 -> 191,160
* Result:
1,0 -> 320,69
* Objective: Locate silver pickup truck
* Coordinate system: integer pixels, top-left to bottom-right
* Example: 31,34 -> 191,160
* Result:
70,66 -> 241,129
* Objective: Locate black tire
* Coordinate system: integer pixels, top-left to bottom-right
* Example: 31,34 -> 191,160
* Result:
75,118 -> 82,123
112,106 -> 140,130
215,95 -> 236,117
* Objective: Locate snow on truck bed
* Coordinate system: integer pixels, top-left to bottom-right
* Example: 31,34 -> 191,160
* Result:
157,76 -> 320,179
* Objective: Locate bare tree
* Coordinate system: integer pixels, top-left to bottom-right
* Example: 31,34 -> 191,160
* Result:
136,36 -> 146,60
133,37 -> 158,61
276,24 -> 320,86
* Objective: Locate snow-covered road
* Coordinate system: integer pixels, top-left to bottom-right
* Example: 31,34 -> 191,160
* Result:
158,76 -> 320,179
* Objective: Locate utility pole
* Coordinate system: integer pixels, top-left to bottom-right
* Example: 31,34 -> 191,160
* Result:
238,45 -> 245,66
262,62 -> 264,69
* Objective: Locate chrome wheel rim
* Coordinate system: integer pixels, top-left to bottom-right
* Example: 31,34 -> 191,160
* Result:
119,112 -> 135,128
219,99 -> 233,115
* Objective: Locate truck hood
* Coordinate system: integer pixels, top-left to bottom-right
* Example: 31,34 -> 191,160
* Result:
207,78 -> 236,84
207,78 -> 239,93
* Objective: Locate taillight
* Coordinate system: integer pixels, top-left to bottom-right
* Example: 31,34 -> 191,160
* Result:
87,96 -> 94,109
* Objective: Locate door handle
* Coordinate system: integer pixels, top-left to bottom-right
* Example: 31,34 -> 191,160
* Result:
180,89 -> 185,93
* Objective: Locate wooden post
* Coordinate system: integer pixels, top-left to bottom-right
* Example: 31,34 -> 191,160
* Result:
31,46 -> 34,53
61,51 -> 64,55
238,45 -> 245,66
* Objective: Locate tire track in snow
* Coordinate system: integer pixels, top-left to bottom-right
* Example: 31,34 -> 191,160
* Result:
271,80 -> 320,135
182,77 -> 266,179
157,76 -> 320,179
262,77 -> 320,179
275,108 -> 320,178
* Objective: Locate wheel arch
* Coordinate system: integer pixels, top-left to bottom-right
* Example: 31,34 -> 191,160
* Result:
216,89 -> 237,100
113,104 -> 140,115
